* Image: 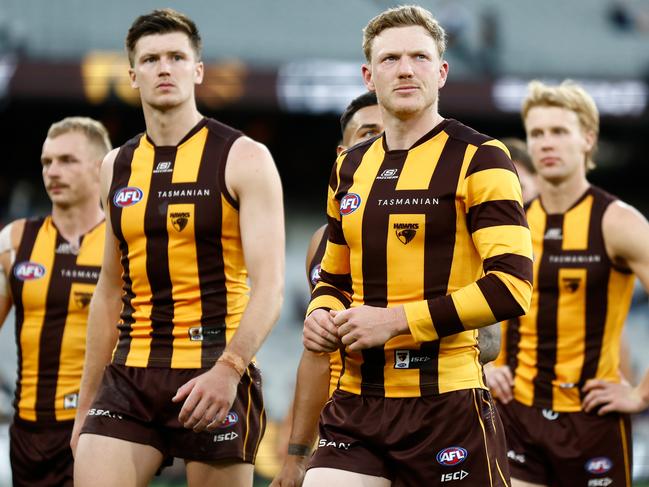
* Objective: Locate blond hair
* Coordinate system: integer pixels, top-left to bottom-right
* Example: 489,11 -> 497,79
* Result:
522,80 -> 599,170
47,117 -> 112,159
362,5 -> 447,62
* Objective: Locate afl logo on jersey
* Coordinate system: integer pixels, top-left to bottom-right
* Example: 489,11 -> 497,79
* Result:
310,264 -> 322,286
113,187 -> 143,207
13,262 -> 46,281
340,193 -> 361,215
218,411 -> 239,428
437,446 -> 468,466
585,457 -> 612,474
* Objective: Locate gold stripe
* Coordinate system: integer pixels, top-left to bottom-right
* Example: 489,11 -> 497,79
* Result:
495,459 -> 510,486
404,301 -> 436,342
121,138 -> 155,366
473,389 -> 494,487
252,405 -> 266,461
242,372 -> 253,462
222,195 -> 249,346
471,225 -> 533,261
620,416 -> 631,486
17,220 -> 57,420
396,132 -> 449,190
167,203 -> 202,368
172,127 -> 208,183
465,168 -> 522,208
562,195 -> 592,250
452,282 -> 495,330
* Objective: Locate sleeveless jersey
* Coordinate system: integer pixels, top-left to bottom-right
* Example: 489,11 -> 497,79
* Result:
10,216 -> 104,423
499,186 -> 635,411
108,118 -> 249,369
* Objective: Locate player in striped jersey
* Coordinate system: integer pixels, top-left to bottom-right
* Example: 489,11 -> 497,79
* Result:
271,91 -> 384,487
302,5 -> 532,486
487,80 -> 649,487
71,9 -> 284,487
0,117 -> 111,487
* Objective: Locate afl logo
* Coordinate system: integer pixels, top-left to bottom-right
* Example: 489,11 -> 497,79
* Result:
437,446 -> 468,466
310,264 -> 322,286
585,457 -> 612,474
218,411 -> 239,429
13,262 -> 46,281
113,187 -> 143,207
340,193 -> 361,215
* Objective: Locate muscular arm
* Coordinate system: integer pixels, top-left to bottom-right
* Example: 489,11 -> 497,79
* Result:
271,227 -> 332,487
71,150 -> 122,452
0,222 -> 21,326
583,201 -> 649,414
271,351 -> 330,487
175,136 -> 285,432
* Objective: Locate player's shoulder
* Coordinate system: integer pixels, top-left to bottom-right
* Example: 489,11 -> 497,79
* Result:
0,217 -> 45,252
443,119 -> 495,147
204,117 -> 243,140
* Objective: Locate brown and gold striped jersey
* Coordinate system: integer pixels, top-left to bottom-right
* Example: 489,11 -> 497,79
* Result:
9,216 -> 104,423
307,226 -> 343,396
497,186 -> 634,411
307,119 -> 533,398
108,118 -> 250,369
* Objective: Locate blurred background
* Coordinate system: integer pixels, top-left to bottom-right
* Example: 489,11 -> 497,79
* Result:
0,0 -> 648,485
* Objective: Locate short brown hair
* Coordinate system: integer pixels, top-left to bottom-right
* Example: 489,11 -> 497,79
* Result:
126,8 -> 202,66
362,5 -> 447,62
522,80 -> 599,171
47,117 -> 112,159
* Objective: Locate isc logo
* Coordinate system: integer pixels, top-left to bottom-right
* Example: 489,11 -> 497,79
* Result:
441,470 -> 468,482
113,187 -> 144,207
585,457 -> 612,474
13,261 -> 46,281
437,447 -> 468,466
340,193 -> 361,216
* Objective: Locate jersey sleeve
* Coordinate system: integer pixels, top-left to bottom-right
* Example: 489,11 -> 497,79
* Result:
403,140 -> 533,342
306,154 -> 353,314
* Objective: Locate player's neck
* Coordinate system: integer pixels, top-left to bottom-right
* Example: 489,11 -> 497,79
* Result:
143,102 -> 203,147
51,200 -> 104,246
538,174 -> 590,214
382,108 -> 444,151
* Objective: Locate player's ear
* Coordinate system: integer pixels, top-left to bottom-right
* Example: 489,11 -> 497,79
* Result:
362,64 -> 375,92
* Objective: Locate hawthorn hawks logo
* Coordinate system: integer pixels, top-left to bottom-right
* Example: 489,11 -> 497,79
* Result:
74,291 -> 94,309
394,223 -> 418,244
170,212 -> 190,232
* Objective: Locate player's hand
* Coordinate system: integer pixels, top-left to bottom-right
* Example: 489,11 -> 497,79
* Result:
582,379 -> 649,415
303,308 -> 340,352
269,455 -> 309,487
484,364 -> 514,404
333,305 -> 406,352
172,362 -> 240,432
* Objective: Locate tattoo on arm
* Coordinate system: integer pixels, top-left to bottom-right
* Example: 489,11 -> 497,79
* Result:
288,443 -> 312,456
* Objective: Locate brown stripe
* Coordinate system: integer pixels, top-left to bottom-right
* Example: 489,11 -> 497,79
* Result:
467,200 -> 528,233
428,296 -> 464,337
310,285 -> 351,308
382,119 -> 451,152
476,273 -> 525,322
110,143 -> 138,365
10,217 -> 46,416
326,215 -> 347,245
307,227 -> 328,291
197,126 -> 236,367
145,146 -> 177,368
336,143 -> 372,197
36,232 -> 75,422
464,144 -> 515,177
318,269 -> 352,295
532,214 -> 562,408
483,253 -> 533,283
419,136 -> 468,392
578,192 -> 612,394
505,317 -> 521,376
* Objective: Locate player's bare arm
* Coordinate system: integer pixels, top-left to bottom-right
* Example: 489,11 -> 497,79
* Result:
174,136 -> 284,432
0,220 -> 24,324
270,351 -> 330,487
582,201 -> 649,414
71,150 -> 122,453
